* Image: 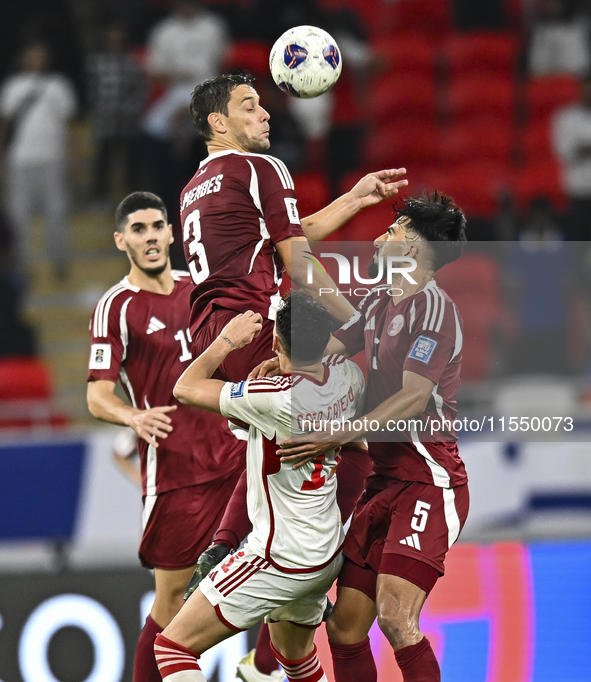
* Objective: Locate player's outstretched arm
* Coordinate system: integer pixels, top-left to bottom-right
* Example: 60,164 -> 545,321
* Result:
301,168 -> 408,242
87,380 -> 176,448
174,311 -> 263,412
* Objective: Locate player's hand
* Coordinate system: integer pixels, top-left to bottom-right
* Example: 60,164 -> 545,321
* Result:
248,357 -> 281,379
350,168 -> 408,209
219,311 -> 263,350
277,439 -> 345,469
128,406 -> 176,447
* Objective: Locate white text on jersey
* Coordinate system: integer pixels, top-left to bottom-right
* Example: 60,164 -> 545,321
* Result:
181,174 -> 224,210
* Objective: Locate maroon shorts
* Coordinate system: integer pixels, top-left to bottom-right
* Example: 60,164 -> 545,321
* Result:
192,308 -> 275,383
139,469 -> 243,570
340,475 -> 469,599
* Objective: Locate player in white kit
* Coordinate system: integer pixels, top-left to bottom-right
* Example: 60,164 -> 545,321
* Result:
153,291 -> 365,682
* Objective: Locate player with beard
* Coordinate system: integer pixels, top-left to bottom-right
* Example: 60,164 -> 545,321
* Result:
267,192 -> 470,682
87,192 -> 244,682
180,72 -> 404,682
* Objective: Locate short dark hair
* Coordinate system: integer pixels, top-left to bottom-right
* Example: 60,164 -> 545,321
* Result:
115,192 -> 168,231
395,191 -> 467,270
190,72 -> 255,141
275,290 -> 332,363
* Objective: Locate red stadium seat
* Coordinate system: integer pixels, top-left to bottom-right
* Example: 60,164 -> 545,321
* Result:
511,159 -> 568,213
421,163 -> 507,218
363,121 -> 442,170
366,0 -> 452,37
443,32 -> 520,78
0,357 -> 68,431
223,41 -> 271,77
439,118 -> 514,167
435,253 -> 501,380
0,357 -> 52,401
524,75 -> 581,121
292,172 -> 330,219
368,73 -> 438,123
519,118 -> 555,163
447,76 -> 516,123
372,35 -> 437,79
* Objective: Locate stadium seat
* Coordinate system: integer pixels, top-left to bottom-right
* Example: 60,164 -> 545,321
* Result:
0,357 -> 52,401
223,41 -> 271,77
368,73 -> 438,123
292,172 -> 330,219
435,253 -> 501,380
443,32 -> 520,78
511,159 -> 568,213
421,163 -> 507,218
363,121 -> 442,171
366,0 -> 452,37
0,357 -> 68,431
447,76 -> 516,123
518,117 -> 554,163
439,118 -> 514,167
372,35 -> 437,80
524,75 -> 581,122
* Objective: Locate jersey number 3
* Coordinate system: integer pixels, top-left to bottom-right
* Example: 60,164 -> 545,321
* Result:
183,209 -> 210,285
301,455 -> 326,491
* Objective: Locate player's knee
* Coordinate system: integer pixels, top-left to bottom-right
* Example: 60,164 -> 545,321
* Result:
326,609 -> 363,645
376,609 -> 419,650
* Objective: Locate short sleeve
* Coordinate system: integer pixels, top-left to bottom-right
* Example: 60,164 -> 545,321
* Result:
87,300 -> 126,383
402,289 -> 460,384
255,156 -> 305,244
219,377 -> 287,436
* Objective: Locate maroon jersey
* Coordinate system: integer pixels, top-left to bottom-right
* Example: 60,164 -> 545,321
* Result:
334,280 -> 468,488
180,150 -> 305,335
87,271 -> 244,495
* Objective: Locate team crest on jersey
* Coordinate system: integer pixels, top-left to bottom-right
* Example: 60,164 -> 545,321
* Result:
387,314 -> 404,336
408,336 -> 437,364
230,381 -> 245,398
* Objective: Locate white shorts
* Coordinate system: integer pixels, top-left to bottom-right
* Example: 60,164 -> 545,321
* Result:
199,543 -> 343,631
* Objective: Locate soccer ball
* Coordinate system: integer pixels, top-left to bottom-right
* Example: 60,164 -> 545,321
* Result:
269,25 -> 342,99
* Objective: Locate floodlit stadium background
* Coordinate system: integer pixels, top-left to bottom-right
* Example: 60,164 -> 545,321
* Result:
2,0 -> 591,681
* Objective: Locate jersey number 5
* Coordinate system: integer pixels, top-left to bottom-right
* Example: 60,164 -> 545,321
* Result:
183,209 -> 210,285
410,500 -> 431,533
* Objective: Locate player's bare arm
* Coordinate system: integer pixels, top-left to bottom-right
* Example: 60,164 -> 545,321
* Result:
301,168 -> 408,242
174,311 -> 263,412
276,236 -> 355,323
87,380 -> 176,448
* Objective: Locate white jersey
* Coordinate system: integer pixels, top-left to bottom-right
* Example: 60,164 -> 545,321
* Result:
219,354 -> 365,572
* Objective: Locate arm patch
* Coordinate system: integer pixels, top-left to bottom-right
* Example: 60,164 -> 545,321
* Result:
89,343 -> 112,370
408,336 -> 438,364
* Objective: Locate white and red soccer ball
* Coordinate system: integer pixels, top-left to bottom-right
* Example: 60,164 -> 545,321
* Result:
269,25 -> 343,99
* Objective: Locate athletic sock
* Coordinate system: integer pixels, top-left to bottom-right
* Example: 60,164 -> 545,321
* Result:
329,637 -> 377,682
394,636 -> 440,682
154,633 -> 206,681
254,622 -> 282,675
270,641 -> 327,682
133,614 -> 163,682
213,470 -> 251,551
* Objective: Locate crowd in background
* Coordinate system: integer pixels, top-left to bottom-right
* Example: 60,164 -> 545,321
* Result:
2,0 -> 591,395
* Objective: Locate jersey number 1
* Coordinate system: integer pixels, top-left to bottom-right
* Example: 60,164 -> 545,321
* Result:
183,209 -> 210,285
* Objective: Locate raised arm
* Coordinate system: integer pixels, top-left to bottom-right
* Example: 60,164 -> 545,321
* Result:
174,311 -> 263,412
87,379 -> 176,447
301,168 -> 408,242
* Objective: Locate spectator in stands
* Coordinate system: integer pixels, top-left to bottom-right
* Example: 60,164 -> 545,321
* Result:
0,208 -> 37,359
86,24 -> 146,210
0,40 -> 77,279
528,0 -> 591,76
140,0 -> 229,227
553,73 -> 591,239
